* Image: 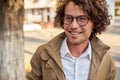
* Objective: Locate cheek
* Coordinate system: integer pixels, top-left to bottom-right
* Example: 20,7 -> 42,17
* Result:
63,24 -> 68,30
88,21 -> 94,32
85,23 -> 94,35
88,28 -> 93,34
87,27 -> 93,34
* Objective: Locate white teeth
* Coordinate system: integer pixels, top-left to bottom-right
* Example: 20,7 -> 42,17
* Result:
69,31 -> 81,35
71,32 -> 79,34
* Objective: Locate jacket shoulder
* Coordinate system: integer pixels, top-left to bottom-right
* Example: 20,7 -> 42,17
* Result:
36,44 -> 46,52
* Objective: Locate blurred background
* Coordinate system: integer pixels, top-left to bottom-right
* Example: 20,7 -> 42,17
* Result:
0,0 -> 120,80
23,0 -> 120,80
23,0 -> 120,30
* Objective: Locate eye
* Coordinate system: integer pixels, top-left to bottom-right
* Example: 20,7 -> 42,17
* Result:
77,16 -> 88,22
64,15 -> 72,22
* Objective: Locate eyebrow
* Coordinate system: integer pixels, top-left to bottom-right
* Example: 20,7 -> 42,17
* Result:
64,14 -> 89,17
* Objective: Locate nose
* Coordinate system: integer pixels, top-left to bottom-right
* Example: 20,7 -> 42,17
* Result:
70,18 -> 79,29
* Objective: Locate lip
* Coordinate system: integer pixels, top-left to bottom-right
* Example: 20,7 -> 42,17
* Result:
68,31 -> 82,35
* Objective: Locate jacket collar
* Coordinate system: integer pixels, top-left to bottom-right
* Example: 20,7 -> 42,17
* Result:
88,35 -> 110,80
44,32 -> 110,80
91,36 -> 110,57
44,32 -> 65,70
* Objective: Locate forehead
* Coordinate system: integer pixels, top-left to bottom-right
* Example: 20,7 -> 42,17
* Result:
64,1 -> 87,16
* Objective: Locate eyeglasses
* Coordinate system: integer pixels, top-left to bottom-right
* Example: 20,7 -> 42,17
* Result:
63,14 -> 90,27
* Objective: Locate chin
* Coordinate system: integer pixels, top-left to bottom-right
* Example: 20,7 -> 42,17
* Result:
67,39 -> 82,45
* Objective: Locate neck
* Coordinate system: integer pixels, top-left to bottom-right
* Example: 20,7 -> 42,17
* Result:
67,40 -> 89,57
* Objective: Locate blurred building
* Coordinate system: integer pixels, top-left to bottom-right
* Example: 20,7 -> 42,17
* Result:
107,0 -> 120,27
24,0 -> 56,23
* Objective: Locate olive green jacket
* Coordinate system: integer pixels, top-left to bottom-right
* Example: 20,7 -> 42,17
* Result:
27,32 -> 116,80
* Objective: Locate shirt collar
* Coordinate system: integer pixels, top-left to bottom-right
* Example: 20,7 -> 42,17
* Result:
60,37 -> 70,57
80,41 -> 92,60
60,37 -> 92,60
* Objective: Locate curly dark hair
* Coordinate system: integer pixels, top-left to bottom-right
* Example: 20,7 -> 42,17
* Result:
55,0 -> 111,39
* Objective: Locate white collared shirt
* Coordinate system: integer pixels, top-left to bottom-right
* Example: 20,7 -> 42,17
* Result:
60,37 -> 92,80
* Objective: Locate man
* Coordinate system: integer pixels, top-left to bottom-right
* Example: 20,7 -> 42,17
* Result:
27,0 -> 116,80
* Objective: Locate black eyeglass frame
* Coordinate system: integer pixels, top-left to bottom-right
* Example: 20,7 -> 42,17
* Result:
63,14 -> 90,27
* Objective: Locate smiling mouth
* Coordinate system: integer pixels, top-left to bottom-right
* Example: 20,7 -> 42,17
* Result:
68,31 -> 82,35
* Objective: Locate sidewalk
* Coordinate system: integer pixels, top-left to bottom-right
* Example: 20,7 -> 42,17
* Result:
24,28 -> 120,79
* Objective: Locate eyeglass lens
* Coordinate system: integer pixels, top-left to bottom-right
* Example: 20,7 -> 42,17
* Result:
64,14 -> 90,26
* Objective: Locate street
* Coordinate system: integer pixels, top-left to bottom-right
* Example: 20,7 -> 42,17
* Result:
24,28 -> 120,80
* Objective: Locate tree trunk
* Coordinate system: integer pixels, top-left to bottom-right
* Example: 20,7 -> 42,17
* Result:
0,0 -> 25,80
